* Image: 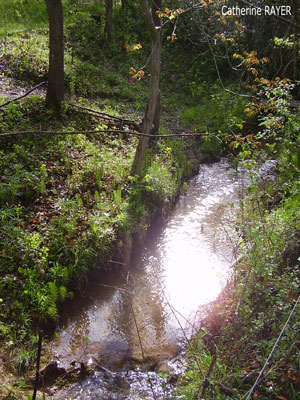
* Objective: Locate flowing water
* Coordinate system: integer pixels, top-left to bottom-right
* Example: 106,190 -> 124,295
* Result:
51,159 -> 247,399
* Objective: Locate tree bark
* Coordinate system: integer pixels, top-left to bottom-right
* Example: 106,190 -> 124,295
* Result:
105,0 -> 113,42
130,0 -> 161,175
45,0 -> 64,114
121,0 -> 126,49
150,0 -> 161,135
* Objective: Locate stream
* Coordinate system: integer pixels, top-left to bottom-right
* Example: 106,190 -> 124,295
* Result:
50,159 -> 247,399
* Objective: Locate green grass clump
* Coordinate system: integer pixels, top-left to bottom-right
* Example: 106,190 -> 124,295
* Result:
1,32 -> 48,82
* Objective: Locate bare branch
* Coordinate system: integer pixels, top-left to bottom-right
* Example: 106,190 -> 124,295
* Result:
197,353 -> 217,399
0,81 -> 47,109
69,103 -> 141,130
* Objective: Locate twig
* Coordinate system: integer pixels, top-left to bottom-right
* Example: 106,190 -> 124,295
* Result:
32,331 -> 43,400
159,2 -> 206,31
69,103 -> 141,129
196,353 -> 217,399
218,383 -> 237,396
107,259 -> 126,265
126,279 -> 158,400
0,81 -> 47,109
202,27 -> 252,99
95,283 -> 129,294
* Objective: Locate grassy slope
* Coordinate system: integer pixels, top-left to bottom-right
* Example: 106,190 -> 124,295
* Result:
0,0 -> 48,37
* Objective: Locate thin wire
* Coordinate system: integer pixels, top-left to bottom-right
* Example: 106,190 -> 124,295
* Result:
0,128 -> 221,140
244,293 -> 300,400
125,270 -> 158,400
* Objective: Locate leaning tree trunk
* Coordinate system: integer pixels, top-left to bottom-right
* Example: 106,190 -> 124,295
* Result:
105,0 -> 113,42
45,0 -> 64,114
130,0 -> 161,175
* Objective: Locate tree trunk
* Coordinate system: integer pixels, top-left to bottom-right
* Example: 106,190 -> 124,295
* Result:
45,0 -> 64,114
130,0 -> 161,175
121,0 -> 126,49
150,0 -> 161,135
105,0 -> 113,42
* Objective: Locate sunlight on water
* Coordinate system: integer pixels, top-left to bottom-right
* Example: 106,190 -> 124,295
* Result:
163,234 -> 224,312
135,158 -> 247,340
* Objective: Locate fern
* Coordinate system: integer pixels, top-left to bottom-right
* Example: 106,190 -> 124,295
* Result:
48,281 -> 58,302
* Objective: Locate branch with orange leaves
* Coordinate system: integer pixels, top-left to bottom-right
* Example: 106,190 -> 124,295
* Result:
128,2 -> 207,83
202,26 -> 253,98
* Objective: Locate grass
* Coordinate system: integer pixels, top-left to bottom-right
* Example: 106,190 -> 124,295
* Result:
0,100 -> 135,343
0,0 -> 48,37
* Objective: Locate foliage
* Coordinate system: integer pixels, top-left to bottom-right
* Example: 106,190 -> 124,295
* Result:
182,82 -> 247,133
0,93 -> 199,382
0,98 -> 134,356
128,137 -> 197,221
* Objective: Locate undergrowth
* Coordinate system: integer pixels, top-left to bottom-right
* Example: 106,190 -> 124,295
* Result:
0,95 -> 198,388
175,181 -> 300,399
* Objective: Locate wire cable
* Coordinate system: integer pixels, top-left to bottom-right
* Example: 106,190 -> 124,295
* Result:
245,293 -> 300,400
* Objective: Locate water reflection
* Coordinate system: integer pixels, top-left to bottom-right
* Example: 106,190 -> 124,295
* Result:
53,159 -> 246,369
